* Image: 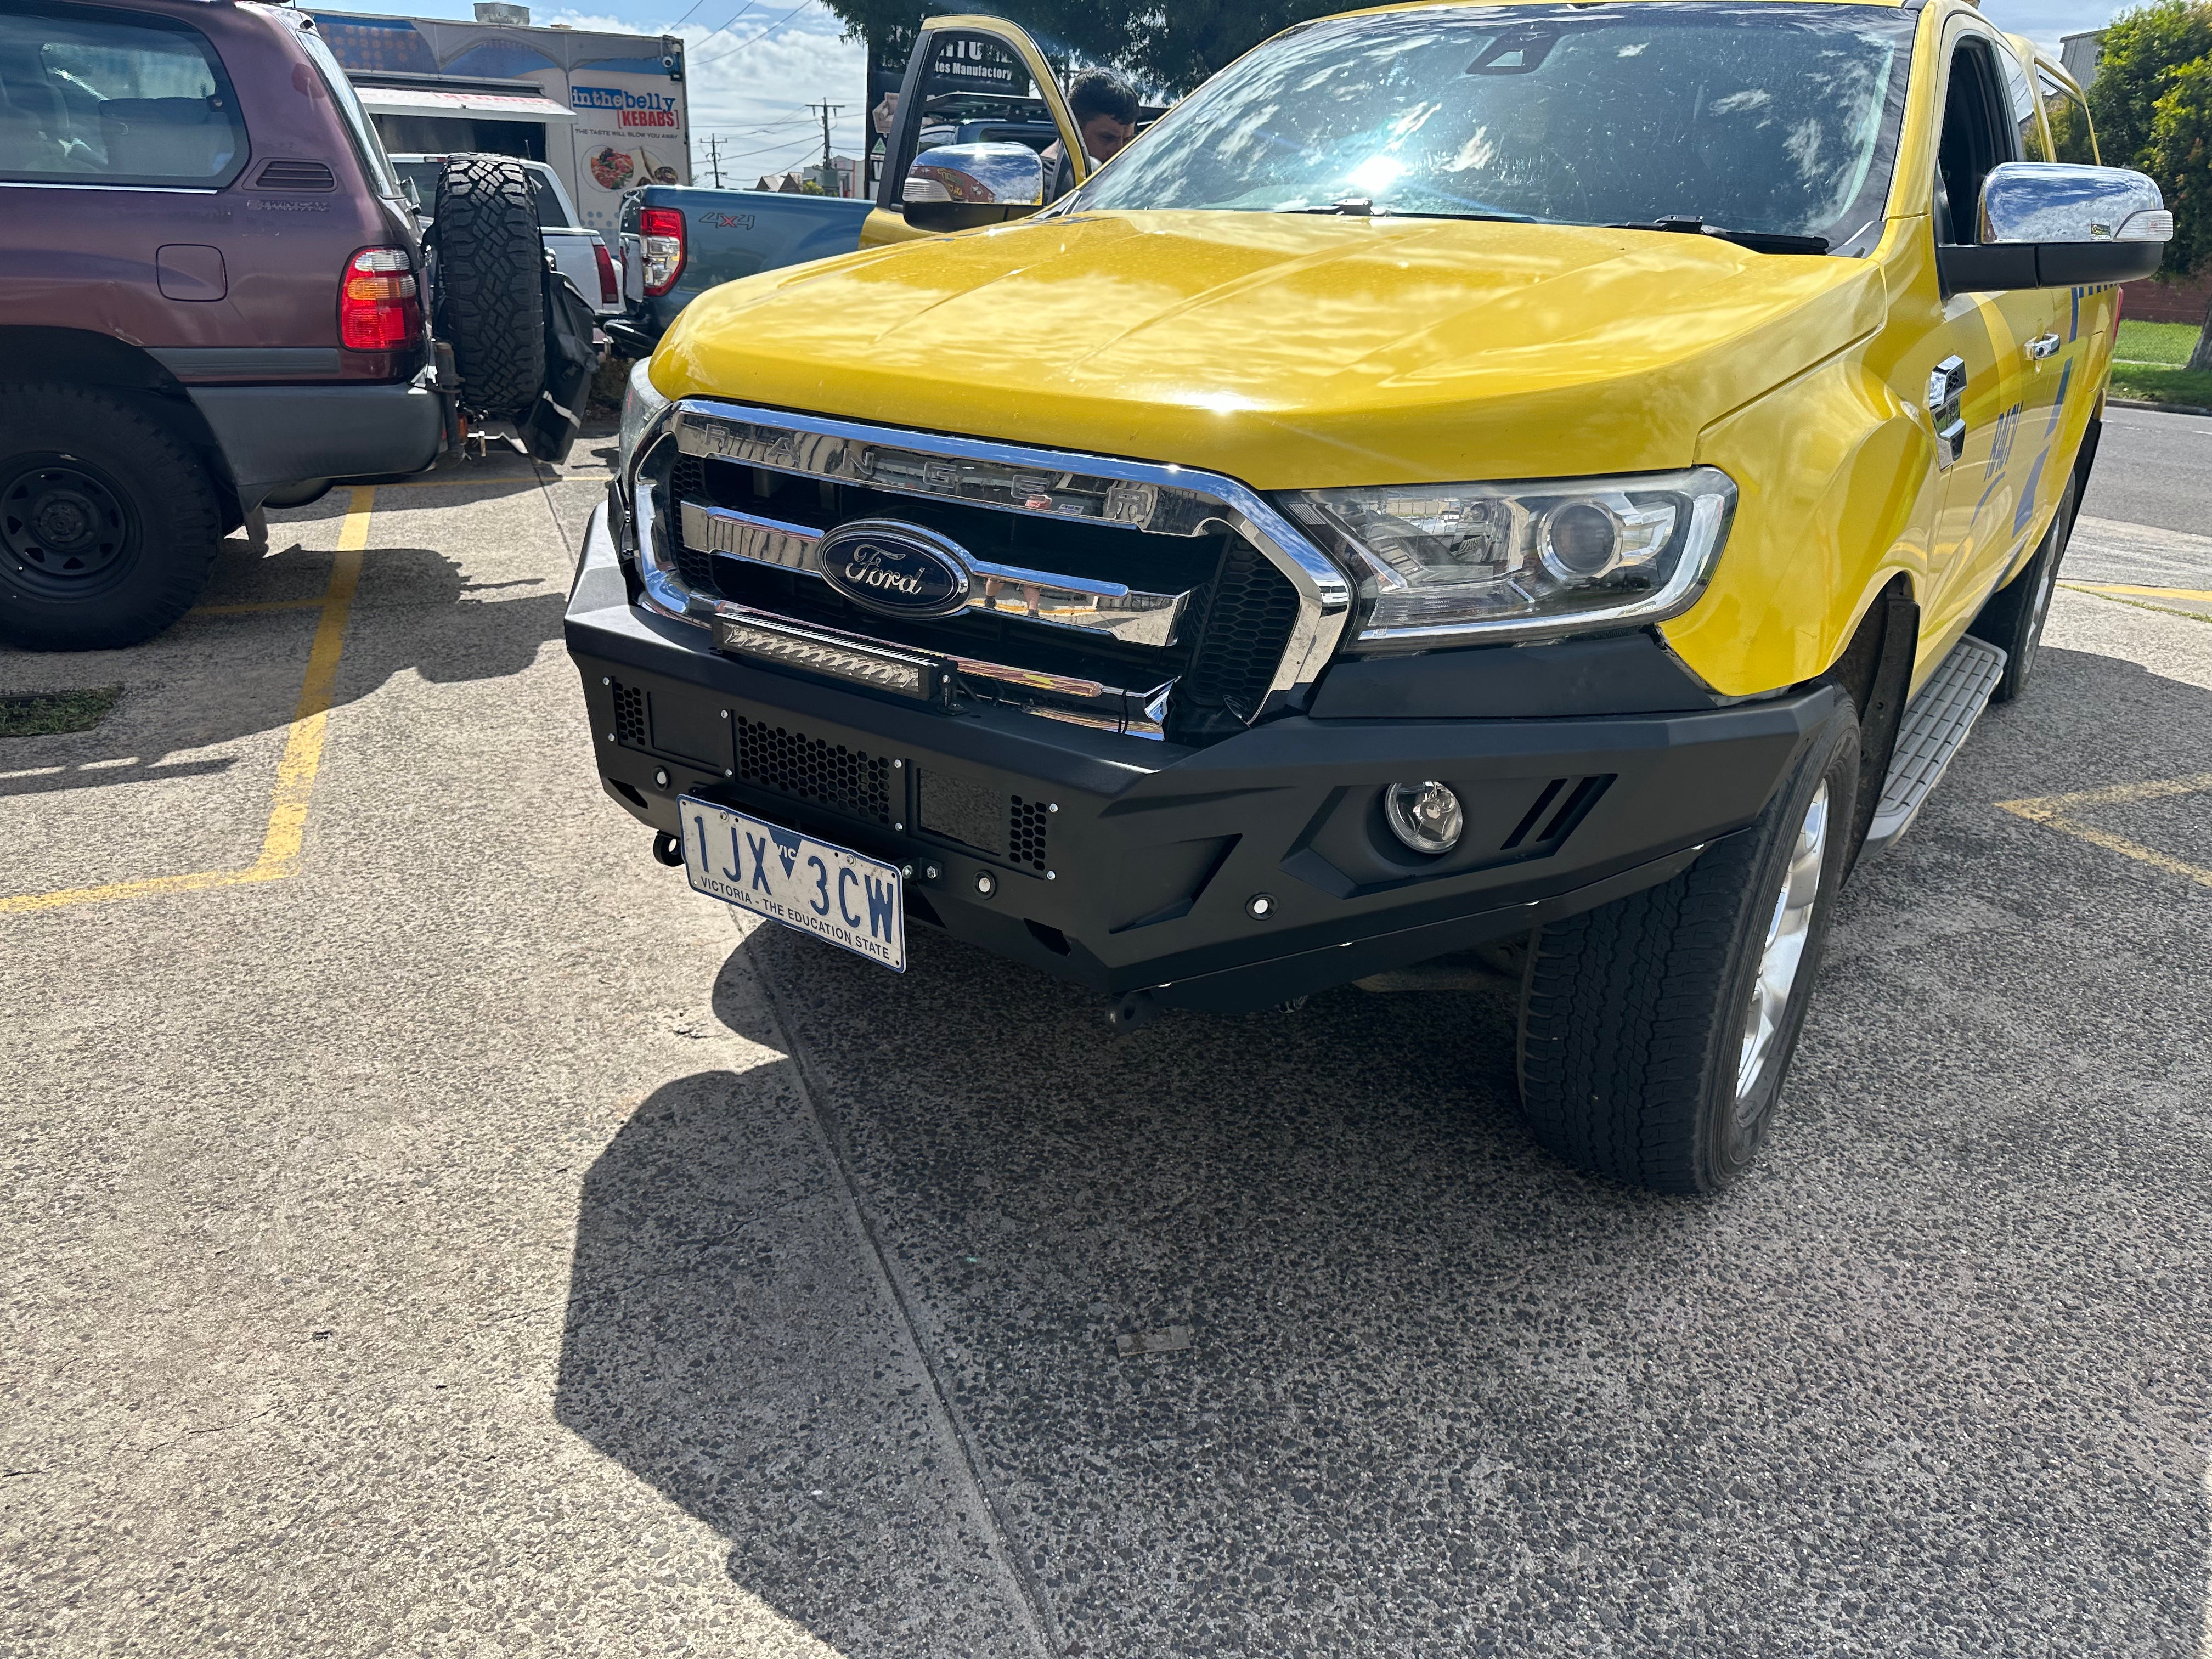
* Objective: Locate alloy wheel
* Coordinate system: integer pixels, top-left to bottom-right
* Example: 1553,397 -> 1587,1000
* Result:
1735,780 -> 1830,1108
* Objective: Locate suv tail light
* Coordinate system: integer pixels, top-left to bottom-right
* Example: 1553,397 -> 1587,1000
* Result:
594,239 -> 620,306
339,246 -> 421,351
639,207 -> 686,297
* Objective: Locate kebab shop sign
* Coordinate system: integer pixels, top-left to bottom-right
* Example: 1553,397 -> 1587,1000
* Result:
573,84 -> 680,131
569,83 -> 685,230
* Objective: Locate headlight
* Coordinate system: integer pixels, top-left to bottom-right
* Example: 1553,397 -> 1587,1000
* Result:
1281,467 -> 1736,648
617,357 -> 670,483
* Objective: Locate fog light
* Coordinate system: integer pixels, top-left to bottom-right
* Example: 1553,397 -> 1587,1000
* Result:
1384,781 -> 1464,854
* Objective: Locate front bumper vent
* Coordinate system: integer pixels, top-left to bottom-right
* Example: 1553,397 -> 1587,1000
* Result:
735,715 -> 894,827
917,770 -> 1052,872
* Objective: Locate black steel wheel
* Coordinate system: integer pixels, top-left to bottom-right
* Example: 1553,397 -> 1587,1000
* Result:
1,456 -> 136,596
0,384 -> 223,651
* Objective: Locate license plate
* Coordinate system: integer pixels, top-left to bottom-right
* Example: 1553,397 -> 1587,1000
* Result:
678,796 -> 905,972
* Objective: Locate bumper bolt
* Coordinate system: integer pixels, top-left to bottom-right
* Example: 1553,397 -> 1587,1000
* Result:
600,676 -> 611,686
901,864 -> 915,878
1046,871 -> 1057,881
653,769 -> 670,789
1047,802 -> 1059,814
924,863 -> 941,881
1246,893 -> 1276,919
719,708 -> 729,720
975,871 -> 997,898
604,732 -> 614,743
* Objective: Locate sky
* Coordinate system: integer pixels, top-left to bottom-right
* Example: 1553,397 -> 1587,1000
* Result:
313,0 -> 872,184
310,0 -> 2135,189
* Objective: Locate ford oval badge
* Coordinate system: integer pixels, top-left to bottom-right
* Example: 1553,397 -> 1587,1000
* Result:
817,520 -> 972,618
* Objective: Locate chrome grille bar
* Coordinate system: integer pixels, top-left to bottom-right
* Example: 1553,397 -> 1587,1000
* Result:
679,499 -> 1198,648
666,399 -> 1353,714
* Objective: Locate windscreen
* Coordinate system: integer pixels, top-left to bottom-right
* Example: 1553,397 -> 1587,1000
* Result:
1072,4 -> 1916,253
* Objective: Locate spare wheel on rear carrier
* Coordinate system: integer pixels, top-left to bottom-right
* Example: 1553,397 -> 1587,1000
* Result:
432,155 -> 546,422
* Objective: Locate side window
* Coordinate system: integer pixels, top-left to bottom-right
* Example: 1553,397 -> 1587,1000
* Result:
296,25 -> 402,200
1935,38 -> 2013,245
1999,44 -> 2046,161
2039,71 -> 2099,166
0,5 -> 247,188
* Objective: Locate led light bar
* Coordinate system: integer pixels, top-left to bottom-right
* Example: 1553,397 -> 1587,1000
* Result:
713,611 -> 948,702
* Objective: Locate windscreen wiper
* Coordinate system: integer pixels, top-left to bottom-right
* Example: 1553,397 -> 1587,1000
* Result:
1609,215 -> 1829,255
1284,200 -> 1538,223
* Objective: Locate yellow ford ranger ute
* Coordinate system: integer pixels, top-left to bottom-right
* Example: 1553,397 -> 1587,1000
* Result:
569,1 -> 2168,1192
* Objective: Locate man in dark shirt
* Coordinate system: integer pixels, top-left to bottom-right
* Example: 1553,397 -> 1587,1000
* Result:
1043,68 -> 1141,198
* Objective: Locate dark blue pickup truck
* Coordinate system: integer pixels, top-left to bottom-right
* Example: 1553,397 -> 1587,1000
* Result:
603,186 -> 876,357
602,112 -> 1065,354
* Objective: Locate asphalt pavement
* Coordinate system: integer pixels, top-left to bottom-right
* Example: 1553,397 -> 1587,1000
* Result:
4,413 -> 2210,1657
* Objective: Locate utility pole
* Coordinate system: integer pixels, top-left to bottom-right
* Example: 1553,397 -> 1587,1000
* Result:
707,133 -> 723,188
806,101 -> 844,195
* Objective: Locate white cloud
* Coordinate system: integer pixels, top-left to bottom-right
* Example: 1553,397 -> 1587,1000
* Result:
546,5 -> 868,184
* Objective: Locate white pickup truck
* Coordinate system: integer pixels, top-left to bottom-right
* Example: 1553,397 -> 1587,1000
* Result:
393,153 -> 621,318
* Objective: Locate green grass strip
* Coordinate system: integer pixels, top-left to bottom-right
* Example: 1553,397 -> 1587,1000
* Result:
0,686 -> 124,737
2108,362 -> 2212,409
2114,318 -> 2203,368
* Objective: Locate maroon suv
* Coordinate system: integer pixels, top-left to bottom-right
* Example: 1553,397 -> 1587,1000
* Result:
0,0 -> 445,650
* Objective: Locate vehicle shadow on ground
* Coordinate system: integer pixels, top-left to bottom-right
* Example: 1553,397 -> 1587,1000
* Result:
0,534 -> 567,800
556,636 -> 2211,1657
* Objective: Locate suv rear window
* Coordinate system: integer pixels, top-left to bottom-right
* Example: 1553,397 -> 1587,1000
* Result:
0,5 -> 247,188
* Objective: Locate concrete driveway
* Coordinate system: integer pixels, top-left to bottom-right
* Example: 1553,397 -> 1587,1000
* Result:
3,416 -> 2209,1657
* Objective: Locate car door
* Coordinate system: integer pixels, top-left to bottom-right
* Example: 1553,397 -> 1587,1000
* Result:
1992,38 -> 2081,577
860,16 -> 1086,249
1920,24 -> 2069,651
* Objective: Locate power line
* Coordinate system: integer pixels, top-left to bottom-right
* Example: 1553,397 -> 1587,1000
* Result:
693,0 -> 816,67
679,2 -> 759,58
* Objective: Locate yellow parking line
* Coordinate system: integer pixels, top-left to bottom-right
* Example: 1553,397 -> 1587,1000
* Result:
1996,771 -> 2212,890
2062,582 -> 2212,602
0,487 -> 374,917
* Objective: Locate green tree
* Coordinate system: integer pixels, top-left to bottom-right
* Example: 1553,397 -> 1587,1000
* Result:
2148,55 -> 2212,366
2089,1 -> 2212,369
817,0 -> 1346,97
2086,0 -> 2212,167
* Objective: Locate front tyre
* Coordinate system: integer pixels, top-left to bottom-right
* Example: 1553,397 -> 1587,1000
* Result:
1515,699 -> 1862,1194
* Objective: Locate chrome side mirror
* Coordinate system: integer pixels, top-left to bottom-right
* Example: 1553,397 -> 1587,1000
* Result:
902,141 -> 1046,209
1942,161 -> 2172,292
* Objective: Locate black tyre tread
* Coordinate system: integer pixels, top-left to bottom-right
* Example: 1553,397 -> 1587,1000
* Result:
434,156 -> 545,420
1517,707 -> 1860,1195
1519,831 -> 1764,1191
0,383 -> 222,651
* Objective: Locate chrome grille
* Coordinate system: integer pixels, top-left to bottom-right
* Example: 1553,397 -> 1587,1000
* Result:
632,400 -> 1352,745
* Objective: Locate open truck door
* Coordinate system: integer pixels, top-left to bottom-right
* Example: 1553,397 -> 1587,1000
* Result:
863,15 -> 1087,247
